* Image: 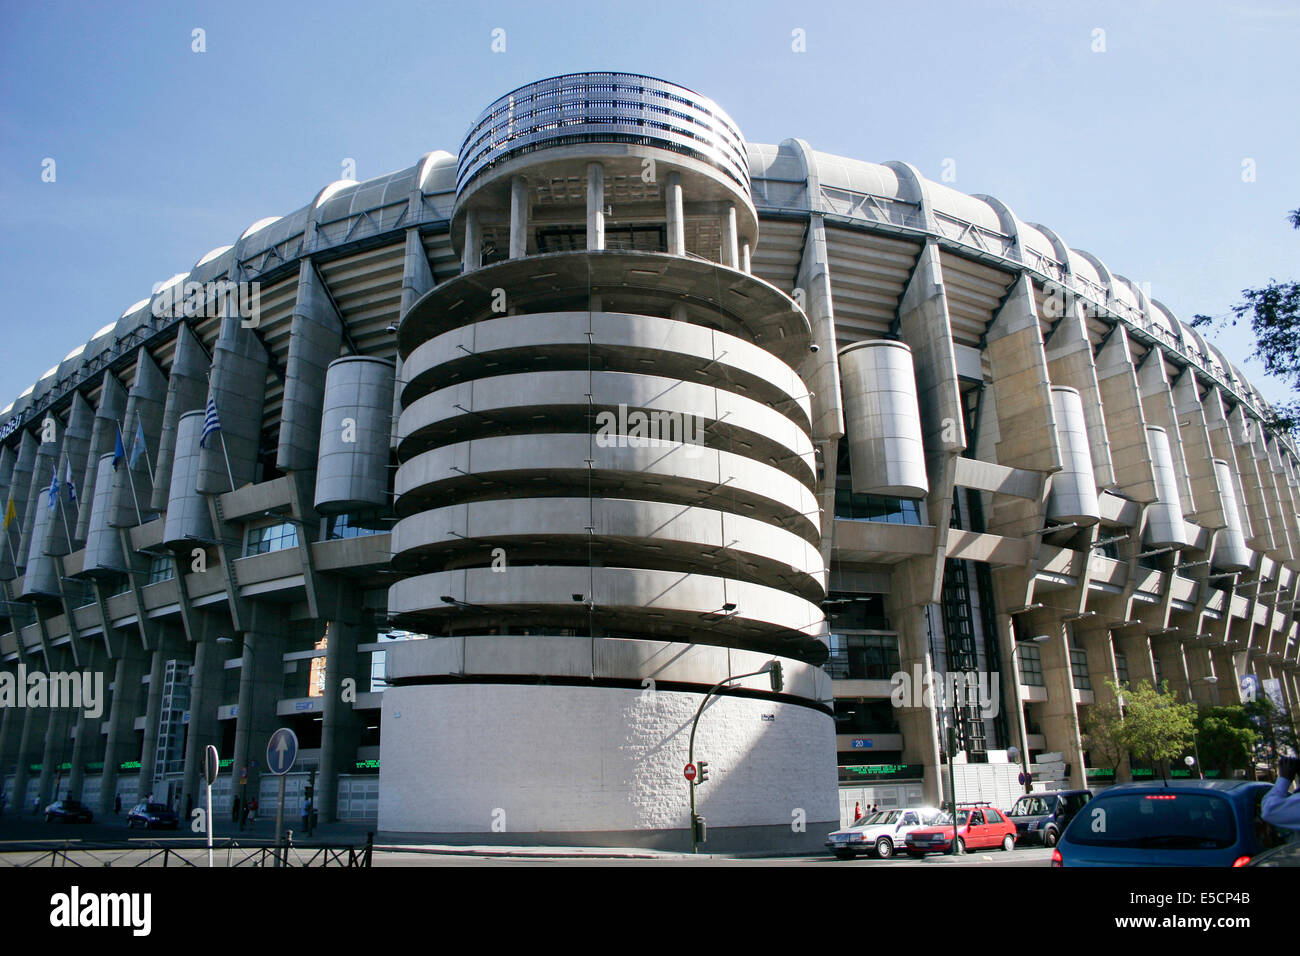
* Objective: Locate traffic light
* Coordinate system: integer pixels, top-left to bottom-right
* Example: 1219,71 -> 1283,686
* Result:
304,785 -> 313,801
769,661 -> 784,693
697,760 -> 710,784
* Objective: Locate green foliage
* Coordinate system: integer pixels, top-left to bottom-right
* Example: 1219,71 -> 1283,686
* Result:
1108,679 -> 1198,777
1191,206 -> 1300,438
1194,706 -> 1257,777
1081,687 -> 1127,775
1244,696 -> 1299,773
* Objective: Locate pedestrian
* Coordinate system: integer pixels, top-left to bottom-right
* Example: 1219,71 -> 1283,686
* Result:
871,803 -> 879,814
853,801 -> 862,822
248,797 -> 258,824
114,793 -> 121,815
239,800 -> 249,832
1263,756 -> 1300,831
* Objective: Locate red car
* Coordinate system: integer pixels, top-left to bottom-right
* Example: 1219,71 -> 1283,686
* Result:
904,804 -> 1018,856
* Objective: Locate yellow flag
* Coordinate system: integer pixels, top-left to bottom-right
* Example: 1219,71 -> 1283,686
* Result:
3,492 -> 14,530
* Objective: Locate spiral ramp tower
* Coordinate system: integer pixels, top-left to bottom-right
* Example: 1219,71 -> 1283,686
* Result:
381,74 -> 838,847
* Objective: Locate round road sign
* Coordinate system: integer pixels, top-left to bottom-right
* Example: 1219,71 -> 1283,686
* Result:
684,763 -> 697,782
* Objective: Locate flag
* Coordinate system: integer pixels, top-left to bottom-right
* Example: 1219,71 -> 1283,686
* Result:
112,424 -> 126,470
65,459 -> 76,504
3,492 -> 14,530
47,465 -> 59,510
130,416 -> 147,468
201,396 -> 221,449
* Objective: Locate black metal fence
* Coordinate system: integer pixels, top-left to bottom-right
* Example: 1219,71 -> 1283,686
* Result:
0,832 -> 374,868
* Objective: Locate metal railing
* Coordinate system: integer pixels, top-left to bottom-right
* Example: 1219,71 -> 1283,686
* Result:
0,832 -> 374,868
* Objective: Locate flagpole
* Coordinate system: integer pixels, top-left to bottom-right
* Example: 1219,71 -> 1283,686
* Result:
118,420 -> 144,526
139,422 -> 156,487
55,470 -> 76,552
218,431 -> 236,491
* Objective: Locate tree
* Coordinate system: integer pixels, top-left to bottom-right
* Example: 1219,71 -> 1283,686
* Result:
1111,680 -> 1198,780
1191,206 -> 1300,434
1244,696 -> 1299,777
1194,706 -> 1257,778
1081,685 -> 1127,778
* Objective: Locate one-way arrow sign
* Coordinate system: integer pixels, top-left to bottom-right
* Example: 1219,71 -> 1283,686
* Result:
267,728 -> 299,776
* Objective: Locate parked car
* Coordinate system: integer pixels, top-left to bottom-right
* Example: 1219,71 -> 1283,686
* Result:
1008,789 -> 1092,847
44,799 -> 93,824
1054,780 -> 1291,867
904,803 -> 1018,856
126,802 -> 180,830
825,807 -> 945,860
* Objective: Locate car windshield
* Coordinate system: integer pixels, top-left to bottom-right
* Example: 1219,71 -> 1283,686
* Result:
146,804 -> 169,813
931,811 -> 966,826
1012,796 -> 1052,816
1066,794 -> 1237,849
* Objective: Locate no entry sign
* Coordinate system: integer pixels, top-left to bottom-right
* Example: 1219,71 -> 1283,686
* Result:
684,763 -> 697,782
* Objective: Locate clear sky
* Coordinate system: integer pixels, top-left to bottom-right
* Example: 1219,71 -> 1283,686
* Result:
1,0 -> 1297,409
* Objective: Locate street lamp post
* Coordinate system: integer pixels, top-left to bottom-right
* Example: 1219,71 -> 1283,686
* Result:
687,661 -> 782,854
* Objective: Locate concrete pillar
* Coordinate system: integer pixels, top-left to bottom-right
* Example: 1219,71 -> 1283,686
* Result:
1095,328 -> 1158,503
0,694 -> 17,788
722,203 -> 739,268
99,640 -> 149,817
462,208 -> 481,273
38,706 -> 74,807
509,176 -> 529,260
886,571 -> 943,805
278,261 -> 345,472
108,348 -> 167,528
665,173 -> 684,256
5,431 -> 37,577
137,630 -> 184,795
196,313 -> 269,495
1037,626 -> 1087,789
75,372 -> 127,542
151,324 -> 210,512
65,642 -> 105,800
11,704 -> 49,814
230,607 -> 283,808
586,162 -> 605,251
180,629 -> 225,817
318,619 -> 363,822
741,242 -> 751,274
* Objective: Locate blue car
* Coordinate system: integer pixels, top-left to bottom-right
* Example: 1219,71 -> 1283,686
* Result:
1054,780 -> 1290,867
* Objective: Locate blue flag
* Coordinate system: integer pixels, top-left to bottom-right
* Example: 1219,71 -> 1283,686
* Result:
47,465 -> 59,510
65,459 -> 76,504
201,396 -> 221,449
113,425 -> 126,471
130,417 -> 147,469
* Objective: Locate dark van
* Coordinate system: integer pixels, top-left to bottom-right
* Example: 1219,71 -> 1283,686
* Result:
1007,789 -> 1091,847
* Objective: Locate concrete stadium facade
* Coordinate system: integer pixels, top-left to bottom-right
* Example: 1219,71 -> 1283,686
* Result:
1,72 -> 1297,848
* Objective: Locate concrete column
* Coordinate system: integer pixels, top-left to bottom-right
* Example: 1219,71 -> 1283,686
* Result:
10,705 -> 49,814
462,209 -> 481,273
509,176 -> 529,260
151,324 -> 210,512
230,606 -> 283,808
1183,645 -> 1219,707
318,619 -> 363,822
180,629 -> 225,817
665,173 -> 684,256
586,162 -> 605,251
741,242 -> 751,274
65,642 -> 105,800
886,572 -> 943,805
721,203 -> 739,268
0,694 -> 17,787
1037,626 -> 1087,789
38,706 -> 74,807
99,640 -> 149,817
1095,328 -> 1158,503
75,372 -> 127,542
136,630 -> 184,795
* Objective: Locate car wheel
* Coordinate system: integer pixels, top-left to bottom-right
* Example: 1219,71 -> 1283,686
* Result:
833,850 -> 854,861
1044,828 -> 1059,848
1002,834 -> 1015,852
875,837 -> 894,859
954,837 -> 965,855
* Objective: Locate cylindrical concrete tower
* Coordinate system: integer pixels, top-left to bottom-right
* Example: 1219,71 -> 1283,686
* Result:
1145,425 -> 1189,548
382,73 -> 836,850
314,356 -> 395,515
1211,457 -> 1252,572
1047,386 -> 1100,526
838,340 -> 928,499
162,410 -> 214,547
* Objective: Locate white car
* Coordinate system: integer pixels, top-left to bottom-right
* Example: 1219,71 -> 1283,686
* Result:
825,807 -> 946,860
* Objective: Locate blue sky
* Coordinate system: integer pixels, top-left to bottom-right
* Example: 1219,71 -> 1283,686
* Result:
1,0 -> 1297,408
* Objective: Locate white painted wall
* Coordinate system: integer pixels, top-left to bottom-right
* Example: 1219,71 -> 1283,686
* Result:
379,683 -> 837,835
